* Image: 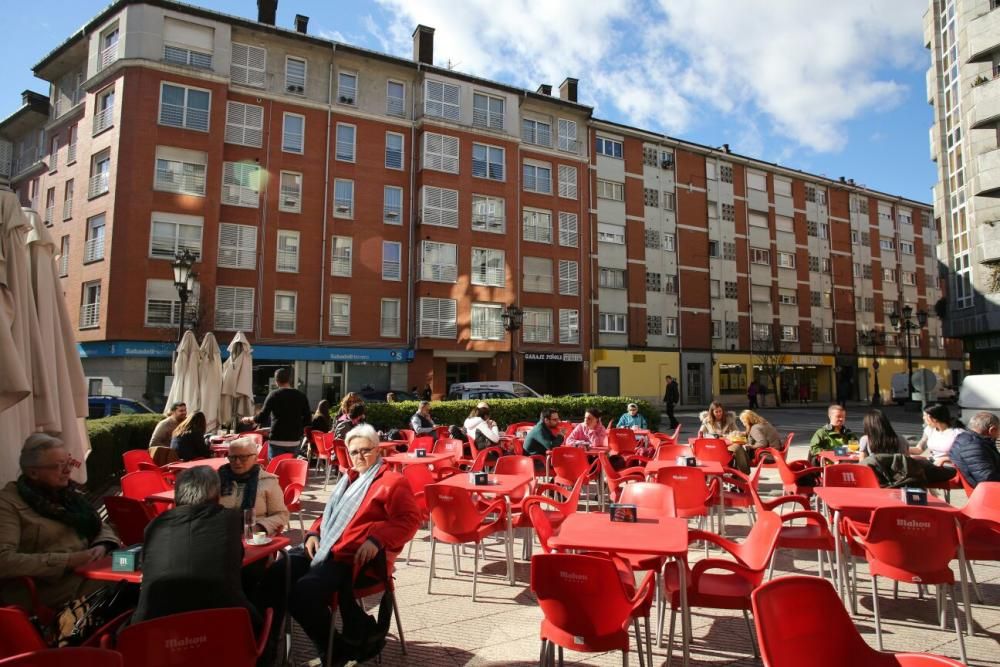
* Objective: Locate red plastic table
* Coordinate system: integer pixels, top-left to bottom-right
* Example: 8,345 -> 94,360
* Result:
817,451 -> 863,465
145,489 -> 175,506
164,458 -> 228,473
382,452 -> 454,470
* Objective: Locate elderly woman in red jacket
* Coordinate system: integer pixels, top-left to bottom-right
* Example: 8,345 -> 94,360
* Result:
264,423 -> 419,664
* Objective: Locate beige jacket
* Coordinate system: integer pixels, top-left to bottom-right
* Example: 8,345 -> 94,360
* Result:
0,482 -> 119,608
218,469 -> 289,536
149,416 -> 180,449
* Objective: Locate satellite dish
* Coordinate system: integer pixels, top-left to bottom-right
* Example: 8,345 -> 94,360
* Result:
911,369 -> 937,394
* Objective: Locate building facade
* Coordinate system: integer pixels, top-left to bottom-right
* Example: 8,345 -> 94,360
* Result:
0,0 -> 962,408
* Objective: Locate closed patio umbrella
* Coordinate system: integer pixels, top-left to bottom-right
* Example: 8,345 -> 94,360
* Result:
198,332 -> 223,431
220,331 -> 253,429
164,330 -> 200,416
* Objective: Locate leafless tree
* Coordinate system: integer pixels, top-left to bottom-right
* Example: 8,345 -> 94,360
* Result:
751,326 -> 789,408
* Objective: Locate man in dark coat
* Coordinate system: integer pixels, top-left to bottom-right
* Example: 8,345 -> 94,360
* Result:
950,411 -> 1000,487
663,375 -> 680,430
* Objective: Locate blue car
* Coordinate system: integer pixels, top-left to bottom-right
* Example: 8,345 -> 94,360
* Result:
87,396 -> 156,419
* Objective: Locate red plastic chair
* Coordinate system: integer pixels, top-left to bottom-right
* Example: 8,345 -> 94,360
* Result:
123,449 -> 156,474
744,482 -> 835,580
0,648 -> 123,666
653,444 -> 692,461
516,473 -> 585,539
411,435 -> 435,452
103,495 -> 157,545
752,575 -> 966,667
505,421 -> 535,436
0,608 -> 46,660
312,431 -> 336,489
547,447 -> 598,503
691,438 -> 734,466
432,437 -> 468,469
654,466 -> 719,523
120,470 -> 172,515
719,465 -> 767,524
273,457 -> 308,491
616,483 -> 677,575
402,463 -> 437,564
608,428 -> 641,456
398,429 -> 416,443
333,440 -> 353,477
823,463 -> 880,488
532,553 -> 654,666
752,432 -> 794,468
117,607 -> 272,667
843,506 -> 968,663
955,481 -> 999,633
324,564 -> 407,665
493,456 -> 535,504
763,448 -> 823,499
597,453 -> 645,504
662,511 -> 782,663
282,483 -> 304,537
264,452 -> 294,473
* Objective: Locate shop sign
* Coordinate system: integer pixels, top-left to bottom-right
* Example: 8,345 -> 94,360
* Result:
523,352 -> 583,362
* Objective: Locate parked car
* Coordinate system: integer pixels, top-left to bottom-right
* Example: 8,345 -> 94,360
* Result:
446,381 -> 541,401
358,389 -> 420,403
87,396 -> 156,419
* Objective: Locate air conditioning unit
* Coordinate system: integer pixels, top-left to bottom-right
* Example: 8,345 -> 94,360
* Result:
286,84 -> 304,93
339,95 -> 354,104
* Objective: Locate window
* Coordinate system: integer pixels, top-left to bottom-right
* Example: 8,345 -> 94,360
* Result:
154,146 -> 207,196
423,132 -> 459,173
382,241 -> 402,281
330,236 -> 353,277
99,25 -> 119,70
380,299 -> 401,337
214,286 -> 253,331
279,171 -> 302,212
712,320 -> 722,338
149,213 -> 202,260
333,179 -> 354,218
217,223 -> 256,269
645,230 -> 660,250
900,241 -> 915,255
273,291 -> 297,333
885,299 -> 899,315
472,195 -> 505,233
647,271 -> 662,292
750,247 -> 770,265
820,258 -> 831,274
558,165 -> 577,199
599,267 -> 626,289
523,256 -> 553,293
159,83 -> 209,131
94,86 -> 114,134
725,281 -> 738,299
472,143 -> 504,180
222,162 -> 260,207
385,132 -> 404,170
752,323 -> 772,340
880,239 -> 896,252
421,241 -> 457,282
559,309 -> 579,344
384,186 -> 403,224
48,136 -> 58,171
552,212 -> 578,247
473,92 -> 504,130
752,284 -> 771,302
559,260 -> 578,295
647,315 -> 662,336
67,125 -> 77,164
898,212 -> 912,225
596,179 -> 624,201
557,119 -> 578,152
163,43 -> 212,69
523,163 -> 552,194
471,303 -> 504,340
595,136 -> 623,158
726,322 -> 739,339
421,186 -> 458,227
225,101 -> 264,147
749,213 -> 768,229
282,113 -> 304,153
664,192 -> 676,211
230,43 -> 266,88
84,214 -> 105,263
599,312 -> 627,333
522,117 -> 552,146
644,188 -> 659,207
747,171 -> 766,191
276,230 -> 299,273
597,223 -> 625,244
418,297 -> 457,338
523,209 -> 552,243
328,295 -> 350,335
285,57 -> 306,94
777,252 -> 795,269
79,281 -> 101,329
523,309 -> 552,343
781,325 -> 799,342
664,274 -> 678,294
773,178 -> 791,197
424,80 -> 461,120
778,289 -> 797,305
902,271 -> 917,286
471,247 -> 505,287
144,279 -> 196,327
664,233 -> 676,252
88,150 -> 111,198
709,240 -> 719,257
336,123 -> 356,161
710,279 -> 720,298
62,180 -> 73,220
818,223 -> 829,239
337,71 -> 357,105
44,188 -> 55,225
664,318 -> 678,336
386,80 -> 405,117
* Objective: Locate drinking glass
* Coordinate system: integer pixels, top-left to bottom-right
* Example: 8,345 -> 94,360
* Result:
243,509 -> 256,541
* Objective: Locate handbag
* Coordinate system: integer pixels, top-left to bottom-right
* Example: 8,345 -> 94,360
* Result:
44,581 -> 135,647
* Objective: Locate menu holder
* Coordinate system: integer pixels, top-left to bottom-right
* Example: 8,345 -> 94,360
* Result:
470,471 -> 490,486
112,544 -> 143,572
414,448 -> 427,458
675,455 -> 698,467
902,487 -> 928,506
609,503 -> 638,523
834,446 -> 848,456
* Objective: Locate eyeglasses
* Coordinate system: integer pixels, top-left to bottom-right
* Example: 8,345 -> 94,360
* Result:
349,447 -> 376,458
30,461 -> 74,472
227,454 -> 256,462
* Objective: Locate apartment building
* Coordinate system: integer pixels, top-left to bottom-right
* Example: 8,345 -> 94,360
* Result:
0,0 -> 961,407
925,0 -> 1000,371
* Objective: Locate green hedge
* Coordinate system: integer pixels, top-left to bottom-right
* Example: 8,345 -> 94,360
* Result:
364,397 -> 660,432
85,414 -> 161,490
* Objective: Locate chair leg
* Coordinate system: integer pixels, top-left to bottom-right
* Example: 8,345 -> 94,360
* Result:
323,461 -> 331,490
405,536 -> 415,566
644,615 -> 652,667
949,585 -> 968,666
632,618 -> 645,667
557,645 -> 564,667
298,510 -> 304,539
966,558 -> 984,603
743,609 -> 758,659
427,538 -> 436,595
665,606 -> 677,666
391,594 -> 406,654
893,580 -> 899,600
767,549 -> 778,580
871,575 -> 883,651
538,639 -> 547,667
472,543 -> 480,602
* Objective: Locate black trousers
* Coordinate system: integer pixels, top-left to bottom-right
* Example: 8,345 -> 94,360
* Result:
665,403 -> 678,428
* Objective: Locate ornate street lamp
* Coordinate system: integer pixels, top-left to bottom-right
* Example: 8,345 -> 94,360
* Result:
171,249 -> 197,342
889,305 -> 928,399
501,304 -> 524,382
858,329 -> 886,405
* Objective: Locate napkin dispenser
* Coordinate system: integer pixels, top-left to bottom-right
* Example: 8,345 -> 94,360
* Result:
675,456 -> 698,467
470,471 -> 490,486
111,544 -> 143,572
609,503 -> 637,523
902,487 -> 928,506
414,448 -> 427,458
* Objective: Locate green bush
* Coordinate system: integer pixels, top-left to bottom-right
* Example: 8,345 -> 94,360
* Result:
85,414 -> 161,490
364,397 -> 660,432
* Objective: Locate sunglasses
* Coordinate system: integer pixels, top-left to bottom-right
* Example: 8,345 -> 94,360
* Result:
349,447 -> 376,458
227,454 -> 257,462
30,460 -> 74,472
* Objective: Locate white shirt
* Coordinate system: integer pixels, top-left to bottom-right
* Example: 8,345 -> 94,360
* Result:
925,426 -> 963,464
463,416 -> 499,443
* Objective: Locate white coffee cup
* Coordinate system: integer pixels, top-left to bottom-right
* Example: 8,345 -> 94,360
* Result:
252,531 -> 267,544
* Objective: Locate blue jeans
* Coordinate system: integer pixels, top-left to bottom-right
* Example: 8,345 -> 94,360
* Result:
268,439 -> 300,460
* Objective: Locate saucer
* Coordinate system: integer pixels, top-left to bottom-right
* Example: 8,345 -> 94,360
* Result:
248,537 -> 272,546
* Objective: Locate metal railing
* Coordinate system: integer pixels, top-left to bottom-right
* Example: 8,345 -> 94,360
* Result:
382,260 -> 401,280
522,274 -> 553,293
331,257 -> 352,277
421,263 -> 458,283
472,213 -> 505,233
273,313 -> 296,333
380,317 -> 400,337
523,325 -> 552,343
44,205 -> 54,225
66,142 -> 77,164
386,96 -> 405,117
93,106 -> 113,134
88,172 -> 109,198
80,302 -> 100,328
99,44 -> 117,71
155,167 -> 206,195
84,236 -> 104,263
279,186 -> 301,211
277,250 -> 298,272
472,108 -> 504,130
472,322 -> 505,340
471,266 -> 504,287
383,204 -> 402,223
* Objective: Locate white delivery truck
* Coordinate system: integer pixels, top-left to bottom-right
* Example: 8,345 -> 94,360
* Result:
958,374 -> 1000,425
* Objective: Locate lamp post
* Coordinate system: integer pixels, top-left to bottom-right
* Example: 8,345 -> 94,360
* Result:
171,249 -> 197,342
501,304 -> 524,382
889,305 -> 928,400
858,329 -> 885,406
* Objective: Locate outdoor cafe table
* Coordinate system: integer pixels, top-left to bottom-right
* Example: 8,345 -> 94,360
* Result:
817,450 -> 863,465
164,457 -> 229,473
435,473 -> 532,586
548,512 -> 693,667
814,486 -> 961,612
382,451 -> 454,471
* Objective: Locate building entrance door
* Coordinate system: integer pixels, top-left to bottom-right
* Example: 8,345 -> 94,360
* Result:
686,363 -> 703,404
596,367 -> 620,396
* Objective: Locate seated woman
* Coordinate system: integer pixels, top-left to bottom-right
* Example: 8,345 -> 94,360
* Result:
170,410 -> 211,461
262,424 -> 420,664
698,401 -> 739,438
862,409 -> 957,488
616,403 -> 648,430
0,434 -> 120,611
311,399 -> 333,434
566,408 -> 608,449
464,403 -> 501,451
218,438 -> 289,536
731,410 -> 782,474
910,404 -> 964,467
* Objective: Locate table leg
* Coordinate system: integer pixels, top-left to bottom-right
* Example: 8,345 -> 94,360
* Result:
677,556 -> 690,667
717,476 -> 726,537
505,496 -> 515,585
832,510 -> 847,604
281,547 -> 292,666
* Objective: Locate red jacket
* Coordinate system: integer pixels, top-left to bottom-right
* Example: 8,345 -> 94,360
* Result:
309,463 -> 421,563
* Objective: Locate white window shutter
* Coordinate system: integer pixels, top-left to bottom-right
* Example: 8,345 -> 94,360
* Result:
558,165 -> 577,199
440,298 -> 457,337
559,260 -> 578,295
558,212 -> 578,247
442,135 -> 459,173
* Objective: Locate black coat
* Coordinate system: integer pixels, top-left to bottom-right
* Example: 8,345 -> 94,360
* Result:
132,503 -> 260,629
663,380 -> 679,405
950,430 -> 1000,487
169,432 -> 210,461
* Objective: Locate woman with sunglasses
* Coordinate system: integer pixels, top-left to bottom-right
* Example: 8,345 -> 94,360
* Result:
217,437 -> 288,536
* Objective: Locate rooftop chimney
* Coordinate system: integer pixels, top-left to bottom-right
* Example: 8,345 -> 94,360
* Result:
536,84 -> 552,96
839,176 -> 846,183
294,14 -> 309,34
257,0 -> 277,25
413,25 -> 434,65
559,77 -> 578,103
721,143 -> 730,154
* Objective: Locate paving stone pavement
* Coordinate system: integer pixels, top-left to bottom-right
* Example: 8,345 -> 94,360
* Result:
283,443 -> 1000,667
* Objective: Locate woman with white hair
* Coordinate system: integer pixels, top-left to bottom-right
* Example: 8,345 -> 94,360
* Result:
217,437 -> 288,536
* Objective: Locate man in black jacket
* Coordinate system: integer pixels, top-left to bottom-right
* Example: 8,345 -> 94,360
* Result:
251,367 -> 311,459
663,375 -> 680,430
950,411 -> 1000,488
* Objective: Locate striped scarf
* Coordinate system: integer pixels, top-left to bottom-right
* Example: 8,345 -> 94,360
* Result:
311,461 -> 382,567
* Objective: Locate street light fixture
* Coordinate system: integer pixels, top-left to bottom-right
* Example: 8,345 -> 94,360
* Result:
889,305 -> 928,400
501,304 -> 524,382
858,329 -> 886,405
171,249 -> 197,342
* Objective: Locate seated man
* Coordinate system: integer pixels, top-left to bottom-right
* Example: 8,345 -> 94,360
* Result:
409,400 -> 437,439
950,411 -> 1000,487
218,438 -> 289,536
808,404 -> 857,463
523,408 -> 565,457
149,402 -> 186,450
616,403 -> 648,430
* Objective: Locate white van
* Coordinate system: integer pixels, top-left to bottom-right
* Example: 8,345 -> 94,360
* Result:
958,374 -> 1000,424
446,381 -> 542,400
890,372 -> 957,405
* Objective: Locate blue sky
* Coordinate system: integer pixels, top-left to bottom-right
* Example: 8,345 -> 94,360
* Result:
6,0 -> 936,202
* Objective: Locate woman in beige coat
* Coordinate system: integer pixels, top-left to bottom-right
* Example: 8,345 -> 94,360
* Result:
217,438 -> 289,535
0,434 -> 119,609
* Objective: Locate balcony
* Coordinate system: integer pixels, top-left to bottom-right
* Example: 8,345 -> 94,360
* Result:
969,77 -> 1000,129
420,262 -> 458,283
966,6 -> 1000,63
930,125 -> 940,163
79,302 -> 100,329
93,107 -> 113,135
88,172 -> 109,198
926,65 -> 936,105
84,236 -> 104,263
44,205 -> 54,226
973,148 -> 1000,197
155,167 -> 206,196
471,266 -> 504,287
66,141 -> 77,165
98,44 -> 118,71
62,198 -> 72,220
923,7 -> 934,49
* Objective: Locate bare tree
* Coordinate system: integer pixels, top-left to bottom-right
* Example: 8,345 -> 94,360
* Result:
751,326 -> 789,408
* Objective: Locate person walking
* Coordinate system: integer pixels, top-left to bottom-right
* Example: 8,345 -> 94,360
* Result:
662,375 -> 680,430
747,380 -> 759,409
248,367 -> 312,460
